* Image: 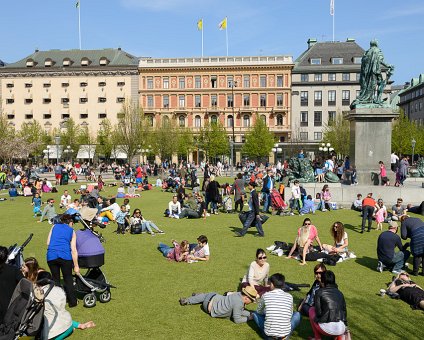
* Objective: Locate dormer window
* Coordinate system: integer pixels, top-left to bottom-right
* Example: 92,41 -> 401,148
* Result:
310,58 -> 321,65
81,57 -> 90,66
99,57 -> 109,66
26,59 -> 34,67
353,57 -> 362,64
63,58 -> 72,67
44,58 -> 54,67
331,57 -> 343,65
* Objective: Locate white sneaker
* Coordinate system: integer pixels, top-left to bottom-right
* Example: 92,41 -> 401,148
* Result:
322,209 -> 328,212
276,249 -> 284,257
266,245 -> 276,251
337,258 -> 344,263
349,252 -> 357,259
317,258 -> 324,262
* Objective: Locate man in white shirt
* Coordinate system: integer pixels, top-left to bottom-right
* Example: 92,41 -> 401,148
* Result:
100,198 -> 120,221
168,195 -> 181,218
390,152 -> 399,172
60,190 -> 72,209
253,273 -> 301,339
290,180 -> 302,215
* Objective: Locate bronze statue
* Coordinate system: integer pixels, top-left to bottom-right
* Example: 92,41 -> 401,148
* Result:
350,40 -> 394,109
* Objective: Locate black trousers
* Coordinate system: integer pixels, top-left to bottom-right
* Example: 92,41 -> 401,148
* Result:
361,205 -> 374,231
234,198 -> 243,212
48,258 -> 77,307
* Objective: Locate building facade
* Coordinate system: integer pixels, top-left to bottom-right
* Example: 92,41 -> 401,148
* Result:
139,55 -> 293,162
398,74 -> 424,124
0,48 -> 139,133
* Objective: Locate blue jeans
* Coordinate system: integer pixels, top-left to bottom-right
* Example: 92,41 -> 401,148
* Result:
253,311 -> 301,339
158,243 -> 172,257
262,192 -> 271,213
143,221 -> 160,233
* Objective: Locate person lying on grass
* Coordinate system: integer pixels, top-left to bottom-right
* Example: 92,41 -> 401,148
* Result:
187,235 -> 210,262
388,271 -> 424,310
157,240 -> 189,262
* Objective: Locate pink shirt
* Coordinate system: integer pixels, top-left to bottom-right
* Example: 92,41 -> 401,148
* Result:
380,165 -> 387,177
297,225 -> 318,241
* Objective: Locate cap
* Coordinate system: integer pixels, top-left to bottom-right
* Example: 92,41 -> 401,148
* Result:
242,286 -> 258,301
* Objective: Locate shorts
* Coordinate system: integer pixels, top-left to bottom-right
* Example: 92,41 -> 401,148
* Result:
55,174 -> 62,180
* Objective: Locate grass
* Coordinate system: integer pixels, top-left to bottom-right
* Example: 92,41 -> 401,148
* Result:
1,180 -> 423,340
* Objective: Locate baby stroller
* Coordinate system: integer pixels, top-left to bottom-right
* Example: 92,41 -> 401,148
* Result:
270,189 -> 289,215
73,209 -> 115,308
6,233 -> 33,268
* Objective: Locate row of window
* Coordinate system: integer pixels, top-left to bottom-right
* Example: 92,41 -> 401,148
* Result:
309,57 -> 362,65
5,97 -> 125,104
300,111 -> 337,127
5,81 -> 125,88
26,57 -> 110,68
146,93 -> 285,109
300,73 -> 359,82
405,100 -> 424,114
300,90 -> 357,106
146,74 -> 286,90
6,113 -> 108,120
299,131 -> 323,141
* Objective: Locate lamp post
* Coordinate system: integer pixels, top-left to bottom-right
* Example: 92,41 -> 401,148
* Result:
46,145 -> 51,164
230,80 -> 237,177
54,136 -> 61,165
64,145 -> 74,162
411,138 -> 416,165
271,143 -> 282,164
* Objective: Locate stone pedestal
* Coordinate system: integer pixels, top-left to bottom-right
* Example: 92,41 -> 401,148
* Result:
345,107 -> 398,185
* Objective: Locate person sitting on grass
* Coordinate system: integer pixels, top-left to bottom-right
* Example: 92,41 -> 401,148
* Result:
391,198 -> 407,221
99,198 -> 120,222
299,195 -> 316,215
187,235 -> 210,262
168,195 -> 181,219
253,273 -> 301,339
179,286 -> 258,324
130,209 -> 165,236
158,240 -> 189,262
320,185 -> 332,212
38,199 -> 57,224
297,263 -> 327,317
351,194 -> 362,212
179,194 -> 206,219
388,271 -> 424,310
322,222 -> 349,257
241,248 -> 270,297
21,257 -> 42,282
36,271 -> 96,339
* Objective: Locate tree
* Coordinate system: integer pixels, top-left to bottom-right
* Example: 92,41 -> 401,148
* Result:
199,121 -> 229,160
115,102 -> 147,163
176,128 -> 194,161
59,118 -> 80,154
97,119 -> 115,160
391,110 -> 420,156
149,122 -> 177,161
323,113 -> 350,157
77,125 -> 97,162
241,115 -> 275,160
17,120 -> 48,159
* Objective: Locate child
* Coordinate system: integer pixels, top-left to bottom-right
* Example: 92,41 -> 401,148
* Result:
352,194 -> 363,211
115,205 -> 129,234
38,199 -> 57,224
32,193 -> 42,217
123,198 -> 131,213
375,206 -> 385,231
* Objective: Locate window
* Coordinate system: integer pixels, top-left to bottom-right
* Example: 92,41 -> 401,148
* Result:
7,114 -> 14,120
98,97 -> 107,103
99,57 -> 109,66
25,83 -> 32,88
179,116 -> 185,127
195,76 -> 201,89
211,76 -> 217,88
314,111 -> 322,126
314,74 -> 322,82
300,132 -> 308,140
80,97 -> 88,103
300,111 -> 308,127
163,77 -> 169,89
314,132 -> 323,140
163,95 -> 169,108
328,73 -> 336,81
328,111 -> 336,122
147,115 -> 154,127
227,115 -> 233,128
331,58 -> 343,64
162,116 -> 170,127
25,114 -> 33,119
117,81 -> 125,87
43,114 -> 51,119
260,114 -> 266,124
6,99 -> 14,104
342,90 -> 350,105
80,113 -> 88,119
179,77 -> 185,89
43,83 -> 51,88
147,95 -> 153,108
243,115 -> 250,127
98,113 -> 107,119
195,115 -> 202,128
356,73 -> 360,81
43,98 -> 51,104
353,57 -> 362,64
81,58 -> 90,66
6,83 -> 14,88
310,58 -> 321,65
195,95 -> 201,108
210,115 -> 218,125
62,113 -> 70,119
241,136 -> 246,143
80,82 -> 87,87
276,94 -> 283,106
62,82 -> 69,87
300,91 -> 308,106
63,59 -> 71,67
117,97 -> 125,103
25,98 -> 33,104
356,90 -> 360,98
243,94 -> 250,107
277,75 -> 283,87
26,60 -> 34,67
260,94 -> 267,107
147,77 -> 153,89
260,75 -> 267,87
301,74 -> 309,82
328,90 -> 336,105
227,76 -> 234,88
179,95 -> 185,108
276,114 -> 283,126
243,75 -> 250,88
342,73 -> 350,81
211,95 -> 217,107
314,91 -> 322,106
98,82 -> 106,87
227,95 -> 233,108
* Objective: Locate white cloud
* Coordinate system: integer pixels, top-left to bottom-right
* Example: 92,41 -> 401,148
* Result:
121,0 -> 200,11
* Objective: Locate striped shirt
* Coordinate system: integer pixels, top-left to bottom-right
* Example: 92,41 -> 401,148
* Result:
256,289 -> 293,337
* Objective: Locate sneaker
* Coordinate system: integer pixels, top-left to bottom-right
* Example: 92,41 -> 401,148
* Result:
254,233 -> 264,237
266,245 -> 276,251
317,258 -> 324,262
322,209 -> 328,212
206,213 -> 211,217
392,270 -> 401,275
290,212 -> 295,216
337,258 -> 344,263
377,261 -> 384,273
276,249 -> 284,257
348,252 -> 357,259
157,230 -> 165,234
234,232 -> 243,237
179,298 -> 188,306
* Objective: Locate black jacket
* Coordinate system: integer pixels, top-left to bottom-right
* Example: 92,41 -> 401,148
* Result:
249,189 -> 260,215
314,284 -> 347,324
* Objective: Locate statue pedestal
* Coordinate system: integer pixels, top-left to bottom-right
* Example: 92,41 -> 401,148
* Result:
345,108 -> 398,185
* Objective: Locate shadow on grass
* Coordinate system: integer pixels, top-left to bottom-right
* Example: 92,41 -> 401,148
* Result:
228,226 -> 258,236
355,256 -> 378,271
344,223 -> 363,233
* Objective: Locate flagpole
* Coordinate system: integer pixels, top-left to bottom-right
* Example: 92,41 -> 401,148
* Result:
332,0 -> 335,42
201,20 -> 204,57
225,17 -> 228,56
78,1 -> 82,49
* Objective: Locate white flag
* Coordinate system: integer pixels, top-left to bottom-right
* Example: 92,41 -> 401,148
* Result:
330,0 -> 334,16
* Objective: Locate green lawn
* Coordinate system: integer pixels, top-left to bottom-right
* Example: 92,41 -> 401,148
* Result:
1,182 -> 423,340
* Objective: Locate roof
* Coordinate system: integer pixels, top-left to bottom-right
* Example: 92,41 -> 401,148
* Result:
294,40 -> 365,72
3,48 -> 139,69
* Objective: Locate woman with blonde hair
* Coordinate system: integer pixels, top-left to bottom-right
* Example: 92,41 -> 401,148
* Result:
322,222 -> 349,255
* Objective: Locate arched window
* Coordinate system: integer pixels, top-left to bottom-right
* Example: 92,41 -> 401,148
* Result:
260,114 -> 266,124
195,115 -> 202,128
276,114 -> 283,126
162,115 -> 170,127
227,115 -> 234,128
243,115 -> 250,127
179,115 -> 185,127
211,115 -> 218,125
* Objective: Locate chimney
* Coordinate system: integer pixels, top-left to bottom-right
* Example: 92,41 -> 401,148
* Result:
346,38 -> 356,43
307,38 -> 317,49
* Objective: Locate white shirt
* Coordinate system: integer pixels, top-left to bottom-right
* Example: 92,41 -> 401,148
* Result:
203,243 -> 210,256
60,194 -> 72,206
168,201 -> 181,214
291,185 -> 301,199
102,202 -> 121,218
42,286 -> 73,339
390,153 -> 399,164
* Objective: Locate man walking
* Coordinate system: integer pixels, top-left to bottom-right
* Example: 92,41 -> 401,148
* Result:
261,170 -> 274,214
235,182 -> 264,237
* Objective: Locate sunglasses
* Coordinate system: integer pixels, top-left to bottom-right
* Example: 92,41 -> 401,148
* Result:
304,223 -> 311,226
315,271 -> 323,274
257,256 -> 267,260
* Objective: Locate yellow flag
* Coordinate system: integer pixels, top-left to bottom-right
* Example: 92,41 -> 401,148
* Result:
197,19 -> 203,31
218,17 -> 227,30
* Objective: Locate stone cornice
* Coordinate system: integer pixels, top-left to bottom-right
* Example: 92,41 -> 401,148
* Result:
0,69 -> 139,78
138,65 -> 294,73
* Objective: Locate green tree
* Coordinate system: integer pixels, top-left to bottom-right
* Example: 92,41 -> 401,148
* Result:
391,110 -> 420,156
59,118 -> 80,154
97,119 -> 115,160
77,125 -> 97,161
199,121 -> 229,160
176,128 -> 194,161
323,113 -> 350,157
150,122 -> 177,161
17,120 -> 49,159
241,115 -> 275,160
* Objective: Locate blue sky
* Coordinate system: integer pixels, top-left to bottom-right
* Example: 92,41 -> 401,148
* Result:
1,0 -> 423,84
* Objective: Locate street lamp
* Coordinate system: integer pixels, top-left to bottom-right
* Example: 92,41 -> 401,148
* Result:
230,80 -> 237,177
64,145 -> 74,162
271,143 -> 282,164
54,136 -> 61,165
412,138 -> 416,165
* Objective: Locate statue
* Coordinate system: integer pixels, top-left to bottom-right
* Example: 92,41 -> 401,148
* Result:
287,157 -> 315,183
417,158 -> 424,177
350,40 -> 394,109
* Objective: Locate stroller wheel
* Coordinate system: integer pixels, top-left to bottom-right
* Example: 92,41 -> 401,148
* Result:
99,290 -> 111,303
83,293 -> 97,308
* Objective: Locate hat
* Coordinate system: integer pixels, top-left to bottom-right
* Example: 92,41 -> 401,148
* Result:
248,181 -> 257,187
388,221 -> 398,229
242,286 -> 258,301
